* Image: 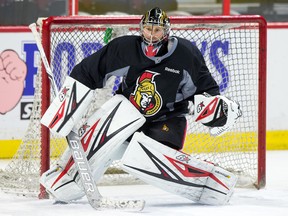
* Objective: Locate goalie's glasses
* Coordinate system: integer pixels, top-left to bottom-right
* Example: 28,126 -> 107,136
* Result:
140,7 -> 171,46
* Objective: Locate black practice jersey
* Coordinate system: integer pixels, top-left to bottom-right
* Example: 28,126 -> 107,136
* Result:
70,35 -> 220,122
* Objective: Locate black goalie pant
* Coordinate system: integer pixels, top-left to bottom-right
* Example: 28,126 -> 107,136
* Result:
139,116 -> 187,150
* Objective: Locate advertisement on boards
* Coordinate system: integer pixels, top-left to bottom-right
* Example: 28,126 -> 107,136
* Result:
0,31 -> 38,140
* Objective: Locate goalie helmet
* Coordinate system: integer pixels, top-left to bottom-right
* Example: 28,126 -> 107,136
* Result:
140,7 -> 171,47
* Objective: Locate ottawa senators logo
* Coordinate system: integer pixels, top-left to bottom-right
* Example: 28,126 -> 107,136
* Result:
129,71 -> 162,117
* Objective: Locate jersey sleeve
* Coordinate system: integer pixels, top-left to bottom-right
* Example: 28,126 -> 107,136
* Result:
70,37 -> 128,90
190,44 -> 220,97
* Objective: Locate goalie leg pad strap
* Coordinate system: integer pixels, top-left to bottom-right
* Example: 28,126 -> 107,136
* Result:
121,132 -> 237,205
41,76 -> 94,136
40,95 -> 146,202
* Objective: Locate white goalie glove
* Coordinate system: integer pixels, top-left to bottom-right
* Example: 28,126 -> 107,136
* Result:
192,93 -> 242,136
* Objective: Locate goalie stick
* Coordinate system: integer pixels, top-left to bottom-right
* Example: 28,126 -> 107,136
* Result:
29,22 -> 145,211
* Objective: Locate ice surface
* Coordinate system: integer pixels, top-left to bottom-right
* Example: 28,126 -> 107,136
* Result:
0,151 -> 287,216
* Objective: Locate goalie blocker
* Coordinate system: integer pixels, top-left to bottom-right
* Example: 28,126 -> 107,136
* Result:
41,76 -> 94,137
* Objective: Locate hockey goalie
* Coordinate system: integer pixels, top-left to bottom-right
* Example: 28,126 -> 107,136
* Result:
40,7 -> 242,206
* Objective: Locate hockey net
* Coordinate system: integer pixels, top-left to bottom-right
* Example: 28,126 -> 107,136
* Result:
0,15 -> 267,198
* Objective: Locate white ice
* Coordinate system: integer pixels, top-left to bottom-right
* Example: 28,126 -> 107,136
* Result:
0,150 -> 287,216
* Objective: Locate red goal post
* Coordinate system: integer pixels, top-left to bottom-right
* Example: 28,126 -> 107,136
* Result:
0,15 -> 266,199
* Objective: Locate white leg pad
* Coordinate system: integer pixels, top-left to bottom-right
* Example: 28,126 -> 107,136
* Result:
121,132 -> 238,205
39,166 -> 85,202
40,95 -> 146,202
199,165 -> 237,204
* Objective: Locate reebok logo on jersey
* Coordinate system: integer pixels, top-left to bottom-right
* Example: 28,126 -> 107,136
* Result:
165,67 -> 180,74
